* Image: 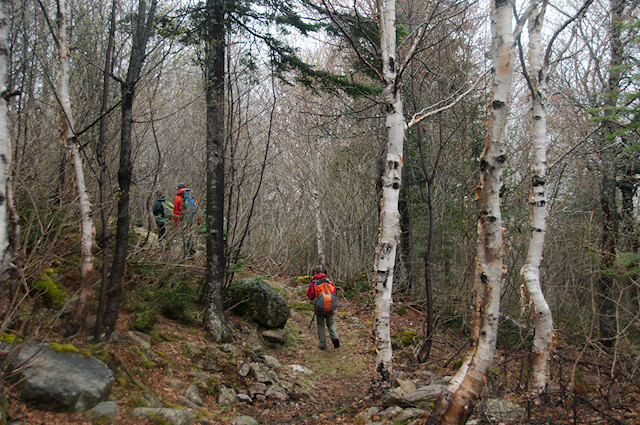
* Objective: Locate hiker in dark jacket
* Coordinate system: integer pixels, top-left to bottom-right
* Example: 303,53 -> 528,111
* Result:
307,265 -> 340,350
152,190 -> 168,240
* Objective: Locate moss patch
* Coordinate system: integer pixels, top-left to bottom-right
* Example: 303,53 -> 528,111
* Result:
394,330 -> 417,346
49,342 -> 80,353
32,269 -> 69,308
289,302 -> 314,312
0,333 -> 20,344
297,275 -> 312,285
132,310 -> 158,333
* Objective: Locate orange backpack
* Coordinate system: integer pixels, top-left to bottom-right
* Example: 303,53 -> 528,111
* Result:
313,279 -> 338,314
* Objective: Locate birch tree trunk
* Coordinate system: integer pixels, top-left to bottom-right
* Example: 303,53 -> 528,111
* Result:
372,0 -> 404,390
203,0 -> 232,342
312,187 -> 327,268
521,0 -> 553,397
428,1 -> 512,422
57,0 -> 94,335
0,0 -> 11,299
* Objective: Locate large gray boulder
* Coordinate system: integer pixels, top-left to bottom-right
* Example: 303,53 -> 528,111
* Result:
228,278 -> 290,329
5,342 -> 114,412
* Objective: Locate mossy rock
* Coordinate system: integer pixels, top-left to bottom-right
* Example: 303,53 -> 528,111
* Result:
395,305 -> 408,316
132,310 -> 157,333
32,269 -> 69,308
394,330 -> 418,346
228,278 -> 290,329
48,342 -> 80,353
0,333 -> 21,344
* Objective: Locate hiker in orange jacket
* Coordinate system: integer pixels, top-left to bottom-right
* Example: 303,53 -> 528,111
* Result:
307,265 -> 340,350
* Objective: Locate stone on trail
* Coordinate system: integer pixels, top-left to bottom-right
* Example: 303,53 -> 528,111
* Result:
218,385 -> 238,406
288,364 -> 313,375
230,415 -> 259,425
395,377 -> 417,394
127,331 -> 151,350
5,342 -> 114,412
184,384 -> 203,406
476,398 -> 526,423
83,400 -> 119,422
249,382 -> 267,397
130,407 -> 195,425
237,393 -> 253,404
403,384 -> 447,408
382,383 -> 445,408
379,405 -> 403,418
396,407 -> 427,423
265,383 -> 289,401
250,362 -> 276,384
238,360 -> 252,377
262,354 -> 281,370
262,328 -> 288,344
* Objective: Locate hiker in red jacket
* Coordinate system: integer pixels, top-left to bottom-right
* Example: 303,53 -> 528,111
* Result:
173,183 -> 187,223
173,183 -> 201,224
307,265 -> 340,350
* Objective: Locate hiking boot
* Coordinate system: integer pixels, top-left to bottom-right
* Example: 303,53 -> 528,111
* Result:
318,344 -> 327,350
332,339 -> 340,348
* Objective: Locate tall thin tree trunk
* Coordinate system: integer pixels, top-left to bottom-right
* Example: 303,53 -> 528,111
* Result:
397,188 -> 412,292
94,0 -> 118,340
203,0 -> 231,342
428,1 -> 512,422
415,120 -> 436,363
100,0 -> 157,337
415,256 -> 434,363
0,0 -> 12,300
57,0 -> 95,335
312,187 -> 327,268
372,0 -> 404,391
520,0 -> 553,397
619,180 -> 637,251
598,0 -> 625,346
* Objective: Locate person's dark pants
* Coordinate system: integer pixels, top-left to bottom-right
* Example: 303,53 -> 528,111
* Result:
156,220 -> 166,239
316,312 -> 339,349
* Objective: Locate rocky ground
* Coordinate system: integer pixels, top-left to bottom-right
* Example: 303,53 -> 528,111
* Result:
4,273 -> 640,424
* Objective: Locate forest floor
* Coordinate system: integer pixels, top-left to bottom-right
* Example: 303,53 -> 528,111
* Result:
4,249 -> 640,424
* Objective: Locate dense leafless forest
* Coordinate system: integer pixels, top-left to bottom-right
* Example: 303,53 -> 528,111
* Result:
0,0 -> 639,423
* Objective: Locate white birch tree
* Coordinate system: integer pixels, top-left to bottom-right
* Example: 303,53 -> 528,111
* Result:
372,0 -> 404,389
427,0 -> 518,422
518,0 -> 593,397
370,0 -> 483,389
56,0 -> 94,333
0,0 -> 11,296
520,0 -> 554,398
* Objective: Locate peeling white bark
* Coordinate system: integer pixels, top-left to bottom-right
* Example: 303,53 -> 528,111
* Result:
0,0 -> 11,288
57,0 -> 94,281
521,0 -> 553,397
433,1 -> 513,422
373,0 -> 404,388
